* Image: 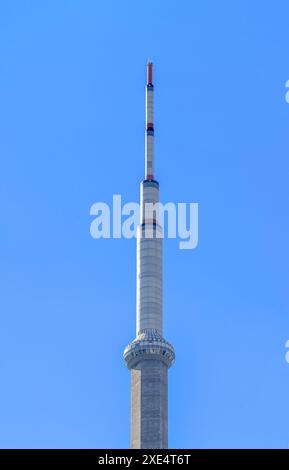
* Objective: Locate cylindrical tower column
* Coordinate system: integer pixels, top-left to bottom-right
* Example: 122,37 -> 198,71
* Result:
137,179 -> 162,334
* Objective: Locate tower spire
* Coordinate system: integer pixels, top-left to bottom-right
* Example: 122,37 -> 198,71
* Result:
145,61 -> 154,180
147,60 -> 153,85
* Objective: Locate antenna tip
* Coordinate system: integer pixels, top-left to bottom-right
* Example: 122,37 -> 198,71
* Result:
147,61 -> 153,85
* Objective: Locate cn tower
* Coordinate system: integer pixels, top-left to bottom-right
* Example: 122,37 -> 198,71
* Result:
124,62 -> 175,449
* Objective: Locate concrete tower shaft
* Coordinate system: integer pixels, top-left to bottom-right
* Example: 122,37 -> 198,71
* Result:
137,179 -> 162,334
124,62 -> 175,449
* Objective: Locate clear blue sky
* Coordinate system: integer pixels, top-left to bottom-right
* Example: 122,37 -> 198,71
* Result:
1,0 -> 289,449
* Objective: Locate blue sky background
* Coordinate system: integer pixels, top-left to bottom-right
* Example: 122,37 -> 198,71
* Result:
1,0 -> 289,449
